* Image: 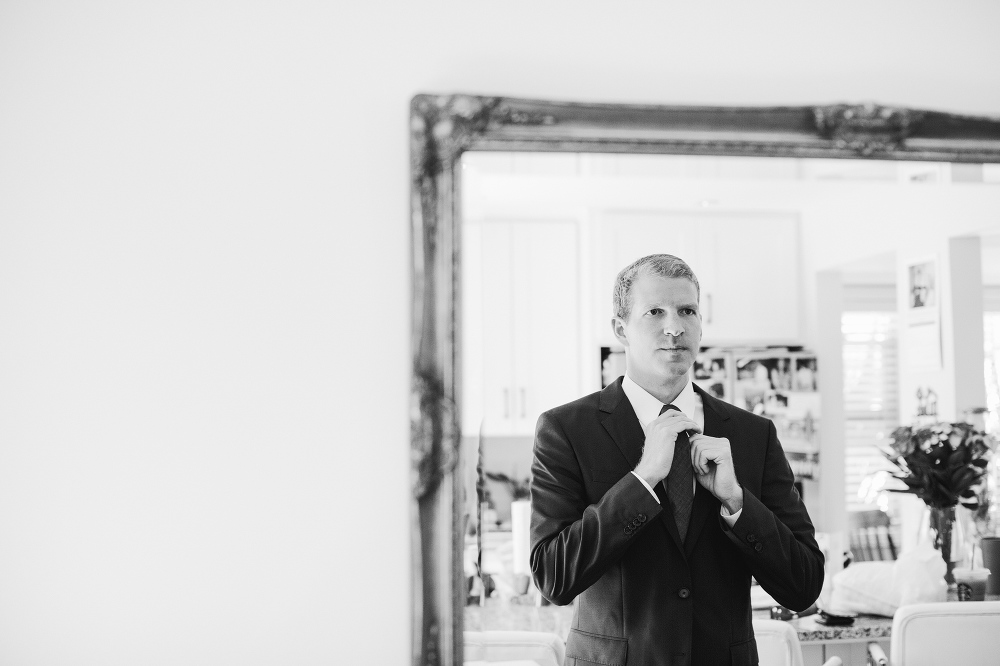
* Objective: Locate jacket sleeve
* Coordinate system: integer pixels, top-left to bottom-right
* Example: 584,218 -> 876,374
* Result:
723,419 -> 825,611
528,409 -> 662,606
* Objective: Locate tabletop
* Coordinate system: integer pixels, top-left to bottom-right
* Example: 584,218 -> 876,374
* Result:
465,600 -> 893,643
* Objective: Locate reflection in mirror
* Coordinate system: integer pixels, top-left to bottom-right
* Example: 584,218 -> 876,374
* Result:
408,95 -> 1000,665
457,151 -> 1000,643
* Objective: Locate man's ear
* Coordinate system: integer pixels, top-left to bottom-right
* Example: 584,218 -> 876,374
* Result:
611,317 -> 628,347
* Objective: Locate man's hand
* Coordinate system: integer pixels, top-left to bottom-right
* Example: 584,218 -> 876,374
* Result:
633,410 -> 701,487
689,434 -> 743,513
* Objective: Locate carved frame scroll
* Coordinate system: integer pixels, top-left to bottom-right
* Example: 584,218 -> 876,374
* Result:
409,93 -> 1000,666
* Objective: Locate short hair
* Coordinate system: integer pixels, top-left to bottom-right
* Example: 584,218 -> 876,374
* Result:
612,254 -> 700,320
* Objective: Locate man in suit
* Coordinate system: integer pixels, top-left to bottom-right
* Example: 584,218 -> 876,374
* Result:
530,254 -> 824,666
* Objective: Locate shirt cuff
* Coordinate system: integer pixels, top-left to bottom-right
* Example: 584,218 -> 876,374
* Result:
720,505 -> 742,527
631,471 -> 660,503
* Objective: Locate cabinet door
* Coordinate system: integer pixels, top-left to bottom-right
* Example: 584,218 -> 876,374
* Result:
703,216 -> 799,344
511,220 -> 581,434
601,212 -> 701,296
477,222 -> 517,435
597,211 -> 703,346
598,211 -> 799,346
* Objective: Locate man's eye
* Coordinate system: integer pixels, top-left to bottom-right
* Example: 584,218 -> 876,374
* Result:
681,308 -> 697,316
647,308 -> 663,316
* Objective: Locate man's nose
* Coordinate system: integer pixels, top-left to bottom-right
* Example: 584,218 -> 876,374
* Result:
662,314 -> 683,337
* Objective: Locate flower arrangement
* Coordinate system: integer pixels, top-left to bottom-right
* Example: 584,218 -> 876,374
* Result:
882,422 -> 995,510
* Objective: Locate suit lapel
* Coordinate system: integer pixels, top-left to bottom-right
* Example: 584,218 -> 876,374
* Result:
598,378 -> 645,470
695,382 -> 732,436
683,384 -> 732,555
599,379 -> 685,553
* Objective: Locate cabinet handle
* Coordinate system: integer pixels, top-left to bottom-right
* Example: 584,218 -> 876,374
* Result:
705,293 -> 713,325
503,388 -> 510,418
520,388 -> 526,418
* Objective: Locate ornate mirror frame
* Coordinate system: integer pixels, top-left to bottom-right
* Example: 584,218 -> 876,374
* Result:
409,94 -> 1000,666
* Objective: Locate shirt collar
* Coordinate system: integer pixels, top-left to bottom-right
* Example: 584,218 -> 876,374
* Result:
621,373 -> 697,428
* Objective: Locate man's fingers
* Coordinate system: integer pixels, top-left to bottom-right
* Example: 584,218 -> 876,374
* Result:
695,447 -> 715,475
650,414 -> 701,434
690,443 -> 706,474
651,411 -> 701,428
690,437 -> 731,474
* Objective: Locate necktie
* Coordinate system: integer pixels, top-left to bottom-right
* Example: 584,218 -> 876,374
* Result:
660,403 -> 693,541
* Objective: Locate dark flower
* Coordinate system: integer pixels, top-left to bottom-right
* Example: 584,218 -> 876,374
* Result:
881,421 -> 996,510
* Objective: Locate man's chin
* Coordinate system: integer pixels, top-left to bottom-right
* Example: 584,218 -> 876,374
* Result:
655,359 -> 694,377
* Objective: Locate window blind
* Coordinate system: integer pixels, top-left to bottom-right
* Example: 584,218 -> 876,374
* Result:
842,311 -> 899,512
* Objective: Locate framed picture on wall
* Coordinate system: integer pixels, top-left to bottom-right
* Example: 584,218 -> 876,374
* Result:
908,260 -> 937,310
904,256 -> 943,372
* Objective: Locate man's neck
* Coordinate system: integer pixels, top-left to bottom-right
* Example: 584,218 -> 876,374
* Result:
627,371 -> 689,406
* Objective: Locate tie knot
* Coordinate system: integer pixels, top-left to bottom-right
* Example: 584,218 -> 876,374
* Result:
659,403 -> 679,416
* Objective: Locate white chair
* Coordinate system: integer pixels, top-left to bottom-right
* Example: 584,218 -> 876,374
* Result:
753,618 -> 842,666
866,601 -> 1000,666
464,630 -> 565,666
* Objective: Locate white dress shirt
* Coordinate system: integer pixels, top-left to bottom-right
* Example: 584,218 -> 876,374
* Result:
622,373 -> 742,525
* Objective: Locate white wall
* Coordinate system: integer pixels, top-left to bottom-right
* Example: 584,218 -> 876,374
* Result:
1,1 -> 999,664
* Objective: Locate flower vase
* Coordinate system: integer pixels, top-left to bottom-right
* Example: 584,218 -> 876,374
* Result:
929,506 -> 957,586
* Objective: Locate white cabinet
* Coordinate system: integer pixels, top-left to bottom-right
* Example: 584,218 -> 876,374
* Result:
598,212 -> 799,346
704,216 -> 800,344
463,219 -> 581,436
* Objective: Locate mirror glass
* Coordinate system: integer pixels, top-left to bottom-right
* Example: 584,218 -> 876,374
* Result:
457,150 -> 1000,637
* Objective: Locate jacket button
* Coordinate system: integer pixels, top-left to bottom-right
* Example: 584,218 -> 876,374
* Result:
747,534 -> 756,543
637,513 -> 647,523
754,543 -> 763,552
678,588 -> 690,599
624,526 -> 633,536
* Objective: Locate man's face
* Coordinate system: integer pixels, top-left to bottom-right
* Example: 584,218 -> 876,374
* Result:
612,273 -> 702,387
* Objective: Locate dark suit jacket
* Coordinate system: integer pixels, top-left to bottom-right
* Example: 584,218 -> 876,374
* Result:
529,379 -> 824,666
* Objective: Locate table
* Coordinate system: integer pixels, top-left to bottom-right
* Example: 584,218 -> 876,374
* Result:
465,601 -> 893,666
782,614 -> 891,665
465,601 -> 892,640
465,590 -> 1000,665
